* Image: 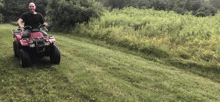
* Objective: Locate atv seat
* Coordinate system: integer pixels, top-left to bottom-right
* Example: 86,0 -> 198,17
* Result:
21,30 -> 31,38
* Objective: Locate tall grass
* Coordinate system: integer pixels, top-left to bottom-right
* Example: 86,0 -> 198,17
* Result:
71,7 -> 220,81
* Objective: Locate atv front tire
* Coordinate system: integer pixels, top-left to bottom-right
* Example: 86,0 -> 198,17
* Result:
20,49 -> 32,67
50,45 -> 60,64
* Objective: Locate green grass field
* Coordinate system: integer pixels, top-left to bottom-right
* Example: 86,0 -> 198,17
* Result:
0,23 -> 220,102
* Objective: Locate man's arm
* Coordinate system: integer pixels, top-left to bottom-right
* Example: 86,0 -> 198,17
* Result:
17,18 -> 24,28
38,13 -> 48,26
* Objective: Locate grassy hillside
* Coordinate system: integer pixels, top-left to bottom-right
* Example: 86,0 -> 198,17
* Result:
71,7 -> 220,83
0,23 -> 220,101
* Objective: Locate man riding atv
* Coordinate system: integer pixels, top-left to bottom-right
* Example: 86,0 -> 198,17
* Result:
13,2 -> 60,67
17,2 -> 48,38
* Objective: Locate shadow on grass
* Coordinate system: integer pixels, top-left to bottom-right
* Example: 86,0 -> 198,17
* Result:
11,56 -> 54,69
31,57 -> 54,69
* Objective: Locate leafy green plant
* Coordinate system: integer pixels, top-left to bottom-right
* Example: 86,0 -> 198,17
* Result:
195,5 -> 217,17
46,0 -> 104,33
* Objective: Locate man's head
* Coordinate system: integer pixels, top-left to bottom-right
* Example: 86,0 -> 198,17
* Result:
28,2 -> 36,14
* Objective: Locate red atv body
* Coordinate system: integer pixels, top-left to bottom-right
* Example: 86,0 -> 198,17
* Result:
11,25 -> 61,67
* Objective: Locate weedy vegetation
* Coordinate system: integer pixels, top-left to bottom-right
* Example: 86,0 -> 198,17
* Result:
71,7 -> 220,83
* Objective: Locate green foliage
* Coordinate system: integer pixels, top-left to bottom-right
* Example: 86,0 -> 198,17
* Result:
0,14 -> 3,23
194,4 -> 217,17
105,0 -> 126,9
0,0 -> 4,23
46,0 -> 104,33
151,0 -> 167,10
210,0 -> 220,9
0,0 -> 3,7
172,7 -> 185,15
184,0 -> 202,11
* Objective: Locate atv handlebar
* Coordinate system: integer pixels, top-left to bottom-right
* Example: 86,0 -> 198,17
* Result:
38,24 -> 45,28
11,24 -> 49,35
11,28 -> 23,35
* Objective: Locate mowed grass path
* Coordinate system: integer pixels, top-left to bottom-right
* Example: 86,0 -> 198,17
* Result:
0,24 -> 220,102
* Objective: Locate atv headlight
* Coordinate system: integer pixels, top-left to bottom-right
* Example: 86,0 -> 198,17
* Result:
29,43 -> 35,47
45,42 -> 50,46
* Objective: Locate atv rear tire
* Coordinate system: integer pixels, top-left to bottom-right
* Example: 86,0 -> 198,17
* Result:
20,49 -> 32,68
50,45 -> 60,64
13,41 -> 19,58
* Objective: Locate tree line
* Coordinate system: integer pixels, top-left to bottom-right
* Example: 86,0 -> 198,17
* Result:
0,0 -> 220,31
96,0 -> 219,16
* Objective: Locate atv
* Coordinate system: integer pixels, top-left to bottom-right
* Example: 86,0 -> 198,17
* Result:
11,25 -> 60,67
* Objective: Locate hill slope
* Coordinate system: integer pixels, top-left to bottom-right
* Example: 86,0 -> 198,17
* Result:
0,24 -> 220,102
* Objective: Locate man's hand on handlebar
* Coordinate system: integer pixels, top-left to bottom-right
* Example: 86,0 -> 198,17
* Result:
19,25 -> 24,28
44,22 -> 48,26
